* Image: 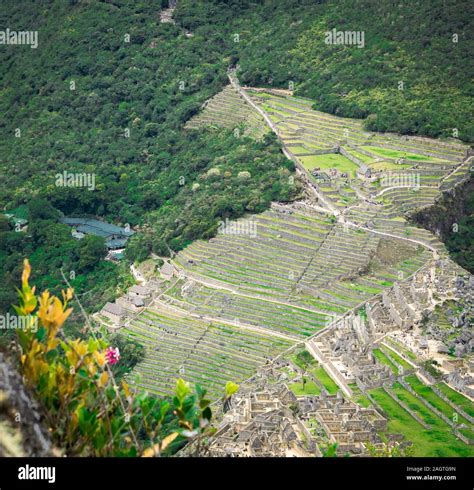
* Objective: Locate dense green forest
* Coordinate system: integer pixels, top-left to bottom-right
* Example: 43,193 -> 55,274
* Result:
0,0 -> 299,315
190,0 -> 472,141
0,199 -> 134,322
0,0 -> 472,316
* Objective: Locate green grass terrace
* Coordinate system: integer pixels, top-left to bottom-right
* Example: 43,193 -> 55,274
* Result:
123,308 -> 293,398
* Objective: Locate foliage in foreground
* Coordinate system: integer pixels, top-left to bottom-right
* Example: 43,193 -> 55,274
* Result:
13,259 -> 237,456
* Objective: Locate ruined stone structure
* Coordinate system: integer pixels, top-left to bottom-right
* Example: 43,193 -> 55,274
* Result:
207,365 -> 388,457
208,384 -> 313,457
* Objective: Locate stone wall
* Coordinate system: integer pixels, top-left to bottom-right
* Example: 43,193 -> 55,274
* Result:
339,146 -> 363,166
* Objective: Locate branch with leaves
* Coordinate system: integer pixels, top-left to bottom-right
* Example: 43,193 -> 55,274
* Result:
13,259 -> 238,456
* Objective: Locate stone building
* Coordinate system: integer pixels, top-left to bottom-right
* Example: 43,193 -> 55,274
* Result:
129,285 -> 151,301
160,262 -> 175,280
101,302 -> 126,327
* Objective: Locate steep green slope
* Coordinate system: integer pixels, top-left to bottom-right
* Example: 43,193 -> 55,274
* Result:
0,0 -> 471,315
0,1 -> 297,313
178,0 -> 473,141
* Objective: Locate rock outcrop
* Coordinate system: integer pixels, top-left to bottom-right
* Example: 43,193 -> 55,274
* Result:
0,351 -> 53,456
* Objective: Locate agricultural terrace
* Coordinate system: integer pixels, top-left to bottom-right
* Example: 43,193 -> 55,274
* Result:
172,207 -> 432,317
185,85 -> 269,140
122,86 -> 468,402
122,202 -> 434,397
247,89 -> 469,215
123,307 -> 292,398
369,381 -> 474,457
361,340 -> 474,456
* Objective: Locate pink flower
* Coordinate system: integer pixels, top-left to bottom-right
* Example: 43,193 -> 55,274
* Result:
105,346 -> 120,365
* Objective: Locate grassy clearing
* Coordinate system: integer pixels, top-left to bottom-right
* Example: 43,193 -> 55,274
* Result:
288,350 -> 339,395
289,380 -> 321,396
436,383 -> 474,418
298,153 -> 359,177
373,348 -> 398,374
349,383 -> 373,408
310,366 -> 339,394
290,349 -> 317,370
355,393 -> 372,408
369,387 -> 474,456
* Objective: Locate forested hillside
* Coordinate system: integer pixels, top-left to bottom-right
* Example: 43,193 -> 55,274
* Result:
0,0 -> 471,315
178,0 -> 473,141
0,0 -> 298,313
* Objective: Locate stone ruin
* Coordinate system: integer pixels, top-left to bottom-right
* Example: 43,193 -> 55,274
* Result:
300,391 -> 388,456
207,384 -> 312,457
206,361 -> 389,457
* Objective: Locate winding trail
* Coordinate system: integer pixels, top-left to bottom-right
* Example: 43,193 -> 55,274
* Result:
229,71 -> 442,261
229,72 -> 339,215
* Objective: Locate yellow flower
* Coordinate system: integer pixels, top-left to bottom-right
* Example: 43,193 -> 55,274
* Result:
70,339 -> 88,358
38,291 -> 72,333
93,350 -> 106,368
65,349 -> 78,367
22,258 -> 31,287
62,288 -> 74,303
98,371 -> 109,387
46,337 -> 60,351
122,380 -> 131,399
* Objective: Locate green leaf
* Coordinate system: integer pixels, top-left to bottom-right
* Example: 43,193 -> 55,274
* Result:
202,406 -> 212,421
35,325 -> 47,342
45,348 -> 58,362
16,328 -> 29,350
195,384 -> 204,398
175,378 -> 191,402
199,398 -> 211,409
225,381 -> 239,398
